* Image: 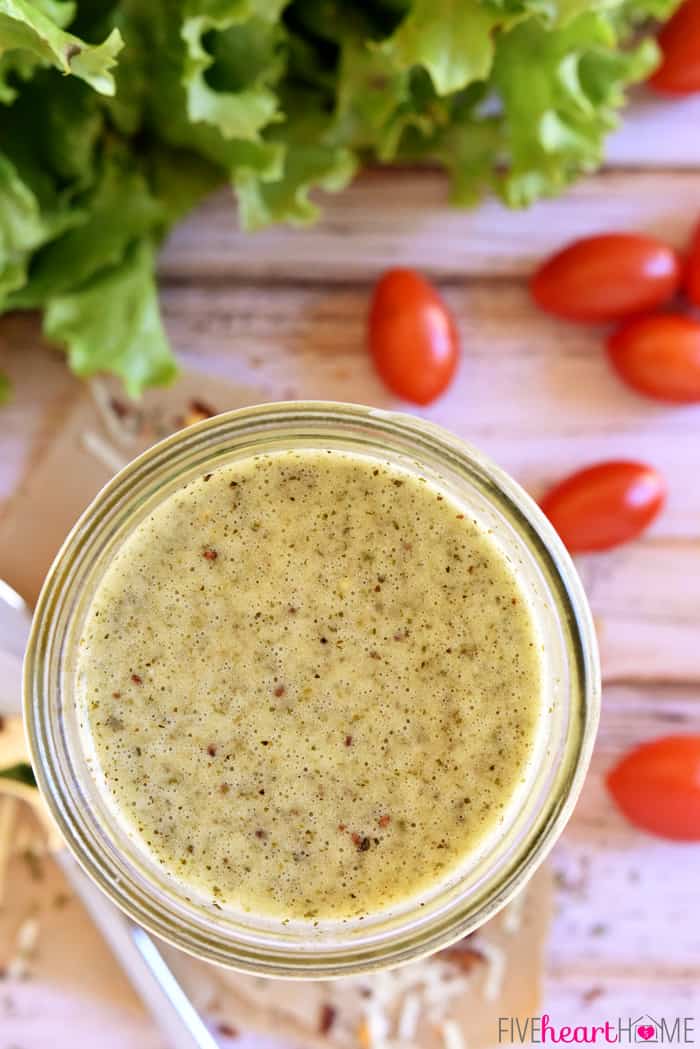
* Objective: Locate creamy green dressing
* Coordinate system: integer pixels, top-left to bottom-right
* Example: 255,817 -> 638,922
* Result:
77,450 -> 542,921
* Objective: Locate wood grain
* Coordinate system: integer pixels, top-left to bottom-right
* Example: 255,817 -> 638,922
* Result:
606,90 -> 700,168
160,171 -> 700,283
161,282 -> 700,534
549,685 -> 700,1005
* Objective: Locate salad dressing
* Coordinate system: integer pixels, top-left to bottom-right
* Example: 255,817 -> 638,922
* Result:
77,450 -> 542,920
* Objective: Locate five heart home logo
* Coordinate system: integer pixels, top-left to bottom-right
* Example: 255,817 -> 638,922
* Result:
498,1012 -> 696,1044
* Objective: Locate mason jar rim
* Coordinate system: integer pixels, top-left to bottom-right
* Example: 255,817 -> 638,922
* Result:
24,401 -> 600,977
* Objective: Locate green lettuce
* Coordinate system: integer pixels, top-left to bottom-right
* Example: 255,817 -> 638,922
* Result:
0,0 -> 122,94
0,151 -> 83,303
181,2 -> 288,141
0,0 -> 680,397
10,149 -> 168,306
44,239 -> 177,395
0,761 -> 37,786
491,12 -> 659,206
383,0 -> 509,95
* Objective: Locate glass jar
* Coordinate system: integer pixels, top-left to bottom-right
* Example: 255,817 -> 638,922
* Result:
24,402 -> 599,978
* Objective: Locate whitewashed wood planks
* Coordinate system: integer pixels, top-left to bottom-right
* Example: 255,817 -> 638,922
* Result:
546,685 -> 700,1014
606,90 -> 700,168
160,171 -> 700,282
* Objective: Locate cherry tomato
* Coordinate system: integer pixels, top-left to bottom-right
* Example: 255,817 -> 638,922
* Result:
607,736 -> 700,841
648,0 -> 700,96
607,314 -> 700,403
369,269 -> 459,405
540,461 -> 666,553
684,221 -> 700,307
530,234 -> 682,323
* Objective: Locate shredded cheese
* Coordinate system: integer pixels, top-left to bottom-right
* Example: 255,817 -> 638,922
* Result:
475,940 -> 506,1001
365,1005 -> 390,1049
7,915 -> 39,979
442,1019 -> 467,1049
313,955 -> 473,1047
503,886 -> 527,935
16,915 -> 39,953
81,431 -> 129,474
397,993 -> 420,1042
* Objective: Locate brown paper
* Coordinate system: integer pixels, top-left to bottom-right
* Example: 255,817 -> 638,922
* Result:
0,372 -> 267,605
0,793 -> 551,1049
166,869 -> 551,1049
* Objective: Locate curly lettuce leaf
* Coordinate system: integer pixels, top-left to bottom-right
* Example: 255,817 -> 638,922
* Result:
235,139 -> 356,228
129,0 -> 351,227
10,152 -> 166,306
0,0 -> 75,100
113,0 -> 283,179
148,143 -> 224,224
0,0 -> 123,95
0,70 -> 103,193
383,0 -> 506,94
10,138 -> 222,310
0,151 -> 49,298
330,25 -> 444,162
493,11 -> 659,205
413,114 -> 503,205
0,70 -> 117,308
181,1 -> 289,140
334,37 -> 410,152
0,151 -> 81,304
235,88 -> 357,228
44,238 -> 177,396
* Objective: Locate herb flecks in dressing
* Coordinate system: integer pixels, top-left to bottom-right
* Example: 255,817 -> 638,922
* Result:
78,451 -> 542,920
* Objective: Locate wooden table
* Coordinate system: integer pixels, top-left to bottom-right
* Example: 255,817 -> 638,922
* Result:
1,89 -> 699,1044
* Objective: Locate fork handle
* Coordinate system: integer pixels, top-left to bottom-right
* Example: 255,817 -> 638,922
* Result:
55,849 -> 220,1049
